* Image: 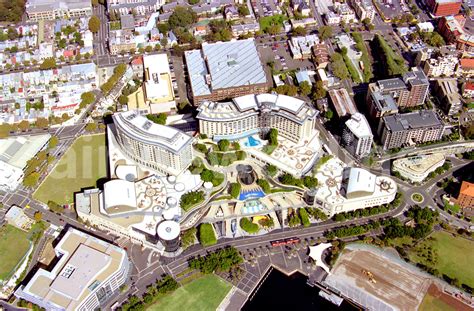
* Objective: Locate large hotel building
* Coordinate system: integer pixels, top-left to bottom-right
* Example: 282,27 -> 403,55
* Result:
196,93 -> 318,143
185,39 -> 268,105
111,111 -> 193,176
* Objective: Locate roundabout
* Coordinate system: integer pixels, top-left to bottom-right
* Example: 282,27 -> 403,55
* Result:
411,193 -> 424,204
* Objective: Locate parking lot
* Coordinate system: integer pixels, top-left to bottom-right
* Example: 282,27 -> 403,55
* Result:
258,42 -> 315,78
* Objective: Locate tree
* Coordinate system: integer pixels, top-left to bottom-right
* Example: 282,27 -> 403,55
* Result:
48,136 -> 58,149
324,108 -> 334,120
299,81 -> 311,96
91,0 -> 99,7
238,5 -> 250,16
145,45 -> 153,53
318,26 -> 333,41
268,128 -> 278,146
188,0 -> 199,4
303,176 -> 318,188
35,117 -> 49,128
34,211 -> 42,222
181,228 -> 197,249
23,172 -> 40,187
39,57 -> 57,70
256,179 -> 270,193
80,91 -> 95,108
157,23 -> 169,36
85,122 -> 97,132
429,32 -> 445,47
218,139 -> 230,152
292,26 -> 307,36
146,113 -> 167,125
266,164 -> 278,177
88,15 -> 101,33
118,95 -> 129,105
168,6 -> 197,29
18,120 -> 30,131
311,81 -> 327,100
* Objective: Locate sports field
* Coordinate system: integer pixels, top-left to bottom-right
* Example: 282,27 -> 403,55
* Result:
410,231 -> 474,287
33,134 -> 107,205
0,225 -> 30,280
148,275 -> 231,311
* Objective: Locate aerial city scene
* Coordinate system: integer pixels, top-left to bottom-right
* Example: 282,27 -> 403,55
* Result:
0,0 -> 473,310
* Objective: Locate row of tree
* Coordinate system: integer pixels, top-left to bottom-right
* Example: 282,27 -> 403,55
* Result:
188,246 -> 243,273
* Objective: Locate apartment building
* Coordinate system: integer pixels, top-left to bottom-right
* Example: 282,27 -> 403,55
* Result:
15,228 -> 130,311
111,111 -> 194,176
26,0 -> 92,21
380,110 -> 444,150
196,94 -> 318,143
349,0 -> 376,22
423,53 -> 459,77
435,79 -> 462,116
341,113 -> 373,158
367,68 -> 429,108
185,39 -> 268,105
107,0 -> 161,15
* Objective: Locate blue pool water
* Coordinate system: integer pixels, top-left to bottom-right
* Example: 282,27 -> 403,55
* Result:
244,136 -> 262,147
239,190 -> 265,201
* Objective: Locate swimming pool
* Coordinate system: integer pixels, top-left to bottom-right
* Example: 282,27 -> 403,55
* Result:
242,200 -> 266,214
244,136 -> 262,148
239,189 -> 265,201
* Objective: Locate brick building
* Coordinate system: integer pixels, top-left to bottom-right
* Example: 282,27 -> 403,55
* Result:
457,181 -> 474,208
425,0 -> 461,16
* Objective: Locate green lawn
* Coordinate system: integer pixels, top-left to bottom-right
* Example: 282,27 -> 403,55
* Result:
0,225 -> 30,280
33,134 -> 107,205
410,231 -> 474,287
148,275 -> 231,311
419,293 -> 455,311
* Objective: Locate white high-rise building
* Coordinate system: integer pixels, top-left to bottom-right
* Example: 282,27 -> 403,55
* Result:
111,111 -> 194,176
342,113 -> 373,158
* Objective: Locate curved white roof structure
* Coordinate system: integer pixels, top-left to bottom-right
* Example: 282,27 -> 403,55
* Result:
103,179 -> 137,209
113,111 -> 193,153
157,220 -> 180,241
309,243 -> 332,274
197,93 -> 317,124
346,168 -> 376,199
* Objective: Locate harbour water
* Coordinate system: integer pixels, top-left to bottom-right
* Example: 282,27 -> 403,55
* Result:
242,269 -> 359,310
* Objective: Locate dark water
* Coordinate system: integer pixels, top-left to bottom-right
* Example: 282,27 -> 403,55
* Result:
242,269 -> 359,311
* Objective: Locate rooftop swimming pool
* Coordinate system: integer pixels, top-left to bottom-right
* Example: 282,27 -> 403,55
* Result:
243,136 -> 262,148
239,189 -> 265,201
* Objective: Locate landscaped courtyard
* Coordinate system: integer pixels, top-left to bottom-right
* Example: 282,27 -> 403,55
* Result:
148,275 -> 231,311
409,231 -> 474,288
33,134 -> 108,205
0,225 -> 30,280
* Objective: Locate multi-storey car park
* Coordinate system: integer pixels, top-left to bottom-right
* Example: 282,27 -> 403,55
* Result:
15,228 -> 131,311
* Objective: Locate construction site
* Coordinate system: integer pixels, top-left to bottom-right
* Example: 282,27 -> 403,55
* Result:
323,244 -> 432,311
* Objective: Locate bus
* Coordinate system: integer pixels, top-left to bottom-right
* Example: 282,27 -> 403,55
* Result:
270,237 -> 301,247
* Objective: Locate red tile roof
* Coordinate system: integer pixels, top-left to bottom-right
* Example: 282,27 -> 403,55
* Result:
460,58 -> 474,69
465,81 -> 474,91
